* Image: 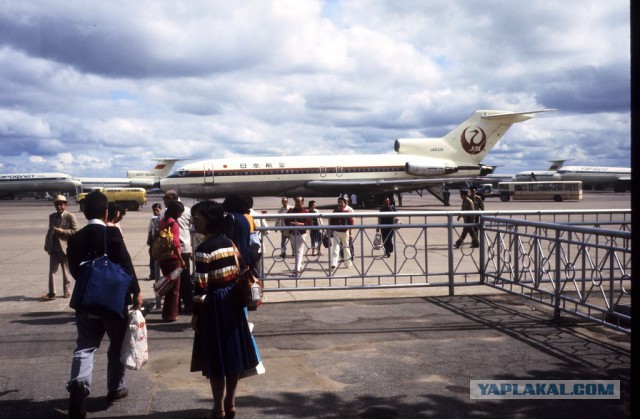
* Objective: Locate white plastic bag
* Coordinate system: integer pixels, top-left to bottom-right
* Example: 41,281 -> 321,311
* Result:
120,309 -> 148,370
154,267 -> 183,297
373,231 -> 382,250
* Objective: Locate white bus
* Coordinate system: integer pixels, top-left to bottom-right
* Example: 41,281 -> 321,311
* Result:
498,181 -> 582,202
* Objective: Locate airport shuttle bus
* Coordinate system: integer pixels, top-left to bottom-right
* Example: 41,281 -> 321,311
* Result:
498,181 -> 582,202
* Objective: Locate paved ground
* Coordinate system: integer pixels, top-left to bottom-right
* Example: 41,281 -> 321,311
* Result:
0,193 -> 631,418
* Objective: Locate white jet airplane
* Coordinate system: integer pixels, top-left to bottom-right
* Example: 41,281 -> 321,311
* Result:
555,166 -> 630,191
160,110 -> 552,204
0,173 -> 81,199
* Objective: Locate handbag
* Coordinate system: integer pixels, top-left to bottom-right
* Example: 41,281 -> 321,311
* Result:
70,227 -> 134,320
120,309 -> 148,370
233,244 -> 262,311
321,231 -> 331,249
154,267 -> 183,297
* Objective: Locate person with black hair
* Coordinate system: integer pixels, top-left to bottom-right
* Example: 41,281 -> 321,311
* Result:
146,203 -> 163,280
158,199 -> 185,321
65,191 -> 142,419
190,200 -> 260,419
286,196 -> 311,276
162,190 -> 193,314
222,194 -> 251,266
308,200 -> 323,256
245,196 -> 268,276
107,203 -> 126,237
378,196 -> 397,257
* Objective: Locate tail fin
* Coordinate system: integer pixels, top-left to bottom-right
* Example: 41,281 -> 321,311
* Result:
127,158 -> 180,182
547,159 -> 570,170
395,109 -> 554,163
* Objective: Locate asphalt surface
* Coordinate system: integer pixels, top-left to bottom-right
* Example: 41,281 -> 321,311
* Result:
0,192 -> 631,418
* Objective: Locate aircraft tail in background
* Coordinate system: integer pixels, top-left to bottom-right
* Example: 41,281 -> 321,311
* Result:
127,158 -> 180,182
548,159 -> 570,170
395,109 -> 555,164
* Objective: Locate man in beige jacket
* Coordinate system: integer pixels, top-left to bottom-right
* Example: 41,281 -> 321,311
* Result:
43,195 -> 78,300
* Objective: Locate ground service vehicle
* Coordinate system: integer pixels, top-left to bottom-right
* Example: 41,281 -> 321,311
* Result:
76,187 -> 147,211
498,181 -> 582,202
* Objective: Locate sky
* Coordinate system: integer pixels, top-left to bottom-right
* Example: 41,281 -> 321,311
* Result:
0,0 -> 630,177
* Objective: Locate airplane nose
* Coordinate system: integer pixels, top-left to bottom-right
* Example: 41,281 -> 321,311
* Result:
159,177 -> 173,193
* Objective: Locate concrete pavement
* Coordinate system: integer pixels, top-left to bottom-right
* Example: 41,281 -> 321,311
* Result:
0,194 -> 631,418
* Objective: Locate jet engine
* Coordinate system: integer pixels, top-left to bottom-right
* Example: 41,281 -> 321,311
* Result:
479,164 -> 495,176
405,162 -> 458,176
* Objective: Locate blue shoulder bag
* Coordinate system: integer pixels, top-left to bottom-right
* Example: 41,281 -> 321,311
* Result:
70,227 -> 134,320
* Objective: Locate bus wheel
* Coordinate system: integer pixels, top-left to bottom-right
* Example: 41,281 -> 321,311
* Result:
553,195 -> 563,202
500,194 -> 510,202
125,201 -> 140,211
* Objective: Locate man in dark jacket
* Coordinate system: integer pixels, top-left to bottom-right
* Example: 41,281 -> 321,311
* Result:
378,196 -> 397,257
66,191 -> 142,419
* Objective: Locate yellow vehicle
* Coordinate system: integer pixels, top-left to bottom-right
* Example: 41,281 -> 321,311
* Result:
76,187 -> 147,211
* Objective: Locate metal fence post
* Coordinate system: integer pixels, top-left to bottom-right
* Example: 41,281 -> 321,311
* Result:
554,228 -> 562,319
447,213 -> 455,296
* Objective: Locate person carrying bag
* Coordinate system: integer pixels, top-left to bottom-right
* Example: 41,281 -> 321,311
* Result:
65,191 -> 142,418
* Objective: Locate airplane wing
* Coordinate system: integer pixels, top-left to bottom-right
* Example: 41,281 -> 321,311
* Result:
305,178 -> 468,193
304,178 -> 465,205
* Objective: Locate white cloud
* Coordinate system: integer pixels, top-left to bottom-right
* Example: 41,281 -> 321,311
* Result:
0,0 -> 630,177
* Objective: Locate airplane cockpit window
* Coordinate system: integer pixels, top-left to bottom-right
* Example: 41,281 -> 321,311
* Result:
176,169 -> 189,177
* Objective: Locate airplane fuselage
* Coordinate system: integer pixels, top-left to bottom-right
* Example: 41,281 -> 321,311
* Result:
0,173 -> 81,198
160,110 -> 552,201
514,166 -> 630,190
78,177 -> 155,191
162,154 -> 476,198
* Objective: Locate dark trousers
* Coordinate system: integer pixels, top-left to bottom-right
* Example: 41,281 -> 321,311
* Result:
458,226 -> 478,245
381,228 -> 394,255
148,248 -> 156,278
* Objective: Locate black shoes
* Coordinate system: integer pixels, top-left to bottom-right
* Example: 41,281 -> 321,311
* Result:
106,387 -> 129,403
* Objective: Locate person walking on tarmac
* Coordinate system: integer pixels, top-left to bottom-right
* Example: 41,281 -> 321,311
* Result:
454,189 -> 479,249
469,185 -> 484,239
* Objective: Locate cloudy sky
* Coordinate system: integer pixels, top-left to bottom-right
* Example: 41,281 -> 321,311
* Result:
0,0 -> 630,177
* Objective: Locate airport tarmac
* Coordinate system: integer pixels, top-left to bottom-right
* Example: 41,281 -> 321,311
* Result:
0,192 -> 631,418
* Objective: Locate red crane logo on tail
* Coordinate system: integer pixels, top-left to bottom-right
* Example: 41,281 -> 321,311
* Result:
460,126 -> 487,155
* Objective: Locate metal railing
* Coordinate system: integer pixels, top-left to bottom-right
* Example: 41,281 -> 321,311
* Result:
481,216 -> 631,334
251,209 -> 631,333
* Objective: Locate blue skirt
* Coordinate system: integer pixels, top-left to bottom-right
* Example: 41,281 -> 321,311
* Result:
190,281 -> 259,378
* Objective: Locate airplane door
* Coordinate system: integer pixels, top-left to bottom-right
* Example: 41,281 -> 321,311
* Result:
336,166 -> 343,177
204,164 -> 214,184
320,166 -> 326,177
